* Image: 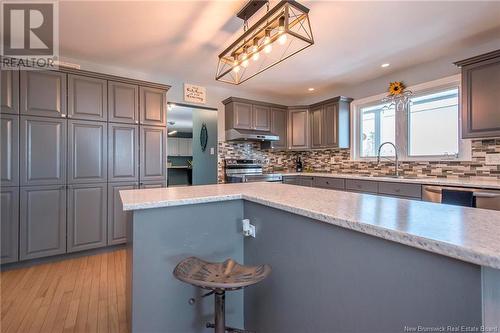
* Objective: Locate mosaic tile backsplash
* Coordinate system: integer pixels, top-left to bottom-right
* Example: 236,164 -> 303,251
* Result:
217,139 -> 500,183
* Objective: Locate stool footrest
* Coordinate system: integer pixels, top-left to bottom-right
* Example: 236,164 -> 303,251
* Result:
206,322 -> 255,333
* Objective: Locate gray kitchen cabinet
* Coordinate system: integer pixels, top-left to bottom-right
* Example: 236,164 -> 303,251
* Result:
299,176 -> 314,187
282,176 -> 299,185
1,187 -> 19,264
310,106 -> 323,148
67,183 -> 107,252
1,70 -> 19,114
323,103 -> 338,147
108,182 -> 137,245
456,50 -> 500,138
140,181 -> 166,189
140,125 -> 166,182
20,185 -> 66,260
20,116 -> 67,186
108,81 -> 139,124
108,123 -> 139,182
313,177 -> 345,190
68,74 -> 107,121
378,182 -> 422,199
253,105 -> 271,131
20,71 -> 67,118
229,102 -> 253,130
345,179 -> 378,194
140,86 -> 166,126
288,108 -> 309,150
268,108 -> 288,149
68,120 -> 107,184
1,114 -> 19,186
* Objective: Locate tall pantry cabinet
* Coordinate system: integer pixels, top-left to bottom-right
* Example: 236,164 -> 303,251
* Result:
0,68 -> 169,264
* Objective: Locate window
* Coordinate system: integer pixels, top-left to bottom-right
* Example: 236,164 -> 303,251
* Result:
353,75 -> 469,161
409,88 -> 459,157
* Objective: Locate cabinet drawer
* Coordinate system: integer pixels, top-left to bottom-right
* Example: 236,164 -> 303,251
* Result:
378,182 -> 422,199
283,176 -> 298,184
345,179 -> 378,193
299,176 -> 314,187
313,177 -> 345,190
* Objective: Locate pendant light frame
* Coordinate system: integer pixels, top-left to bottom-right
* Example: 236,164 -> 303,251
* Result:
216,0 -> 314,85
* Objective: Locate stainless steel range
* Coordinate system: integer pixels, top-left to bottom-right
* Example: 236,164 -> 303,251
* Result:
224,159 -> 282,183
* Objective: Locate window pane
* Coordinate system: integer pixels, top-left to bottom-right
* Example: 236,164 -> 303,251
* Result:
360,104 -> 395,157
409,88 -> 459,156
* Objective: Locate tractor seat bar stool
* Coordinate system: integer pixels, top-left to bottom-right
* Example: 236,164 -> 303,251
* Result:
173,257 -> 271,333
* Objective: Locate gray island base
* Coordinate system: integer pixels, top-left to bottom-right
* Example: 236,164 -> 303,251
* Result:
121,183 -> 500,333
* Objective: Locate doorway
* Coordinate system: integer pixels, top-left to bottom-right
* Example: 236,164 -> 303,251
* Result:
166,102 -> 218,186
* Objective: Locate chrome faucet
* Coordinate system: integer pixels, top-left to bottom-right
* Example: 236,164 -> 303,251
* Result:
377,142 -> 399,177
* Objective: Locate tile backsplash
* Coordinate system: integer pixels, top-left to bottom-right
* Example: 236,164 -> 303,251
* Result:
218,139 -> 500,183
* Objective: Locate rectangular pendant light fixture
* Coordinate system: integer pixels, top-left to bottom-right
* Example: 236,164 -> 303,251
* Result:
216,0 -> 314,85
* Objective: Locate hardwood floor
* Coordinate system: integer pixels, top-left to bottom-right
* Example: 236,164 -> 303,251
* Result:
0,249 -> 128,333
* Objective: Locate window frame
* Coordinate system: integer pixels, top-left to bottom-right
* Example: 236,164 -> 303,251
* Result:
350,74 -> 471,162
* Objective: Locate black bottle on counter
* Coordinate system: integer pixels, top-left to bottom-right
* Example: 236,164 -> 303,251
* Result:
295,156 -> 303,172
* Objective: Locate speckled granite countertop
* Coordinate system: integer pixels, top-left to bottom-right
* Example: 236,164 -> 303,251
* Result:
120,182 -> 500,269
279,172 -> 500,189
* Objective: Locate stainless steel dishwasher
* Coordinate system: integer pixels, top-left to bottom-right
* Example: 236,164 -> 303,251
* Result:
422,185 -> 500,210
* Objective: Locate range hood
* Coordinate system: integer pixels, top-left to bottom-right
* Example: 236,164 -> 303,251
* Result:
225,128 -> 279,142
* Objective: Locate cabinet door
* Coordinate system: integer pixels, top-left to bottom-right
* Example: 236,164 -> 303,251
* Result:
1,187 -> 19,264
167,137 -> 179,156
310,107 -> 323,148
20,185 -> 66,260
140,125 -> 166,181
68,120 -> 107,184
108,123 -> 139,182
67,183 -> 107,253
253,105 -> 271,131
299,177 -> 314,187
1,114 -> 19,186
20,116 -> 67,186
288,109 -> 309,149
462,56 -> 500,138
233,102 -> 253,130
1,70 -> 19,114
108,81 -> 139,124
68,74 -> 107,121
140,87 -> 166,126
108,182 -> 137,245
140,181 -> 166,189
323,103 -> 338,147
270,108 -> 287,149
20,71 -> 67,118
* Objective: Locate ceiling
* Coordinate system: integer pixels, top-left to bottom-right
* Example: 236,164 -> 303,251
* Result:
59,1 -> 500,100
167,105 -> 193,133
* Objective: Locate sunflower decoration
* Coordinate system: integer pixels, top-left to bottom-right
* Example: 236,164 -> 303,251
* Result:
388,81 -> 405,95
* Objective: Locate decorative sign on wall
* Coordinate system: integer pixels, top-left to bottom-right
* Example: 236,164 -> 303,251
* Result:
184,83 -> 206,104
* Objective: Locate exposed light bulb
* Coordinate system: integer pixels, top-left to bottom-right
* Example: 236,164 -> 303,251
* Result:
241,47 -> 249,68
264,43 -> 272,54
233,57 -> 240,73
252,50 -> 260,61
251,37 -> 260,61
233,64 -> 241,73
278,33 -> 287,45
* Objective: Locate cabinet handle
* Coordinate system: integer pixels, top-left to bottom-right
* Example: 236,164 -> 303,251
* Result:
61,114 -> 66,118
395,189 -> 401,193
135,121 -> 139,124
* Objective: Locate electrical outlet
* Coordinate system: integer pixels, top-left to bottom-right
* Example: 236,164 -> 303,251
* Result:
485,153 -> 500,165
210,147 -> 215,155
242,219 -> 256,238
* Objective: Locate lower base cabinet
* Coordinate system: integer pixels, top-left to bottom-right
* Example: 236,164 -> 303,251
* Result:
1,187 -> 19,264
20,185 -> 66,260
140,181 -> 166,189
67,183 -> 107,253
108,182 -> 137,245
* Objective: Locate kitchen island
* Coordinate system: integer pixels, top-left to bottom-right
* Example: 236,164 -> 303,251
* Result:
120,182 -> 500,333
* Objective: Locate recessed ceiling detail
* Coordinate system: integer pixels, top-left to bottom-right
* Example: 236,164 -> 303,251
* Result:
216,0 -> 314,85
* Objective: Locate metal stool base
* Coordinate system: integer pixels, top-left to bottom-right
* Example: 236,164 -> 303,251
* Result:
205,291 -> 254,333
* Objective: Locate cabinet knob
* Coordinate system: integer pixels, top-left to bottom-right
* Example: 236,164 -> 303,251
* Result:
135,121 -> 139,124
61,114 -> 66,118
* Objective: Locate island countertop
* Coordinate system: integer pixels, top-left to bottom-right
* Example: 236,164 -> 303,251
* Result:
120,182 -> 500,269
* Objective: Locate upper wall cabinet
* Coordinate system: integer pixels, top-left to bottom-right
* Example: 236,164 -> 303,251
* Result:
268,107 -> 288,149
309,97 -> 352,149
20,116 -> 67,186
108,81 -> 139,124
68,74 -> 107,121
456,50 -> 500,139
288,108 -> 309,150
20,71 -> 67,118
1,70 -> 19,114
1,114 -> 19,187
140,86 -> 166,126
223,98 -> 273,132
